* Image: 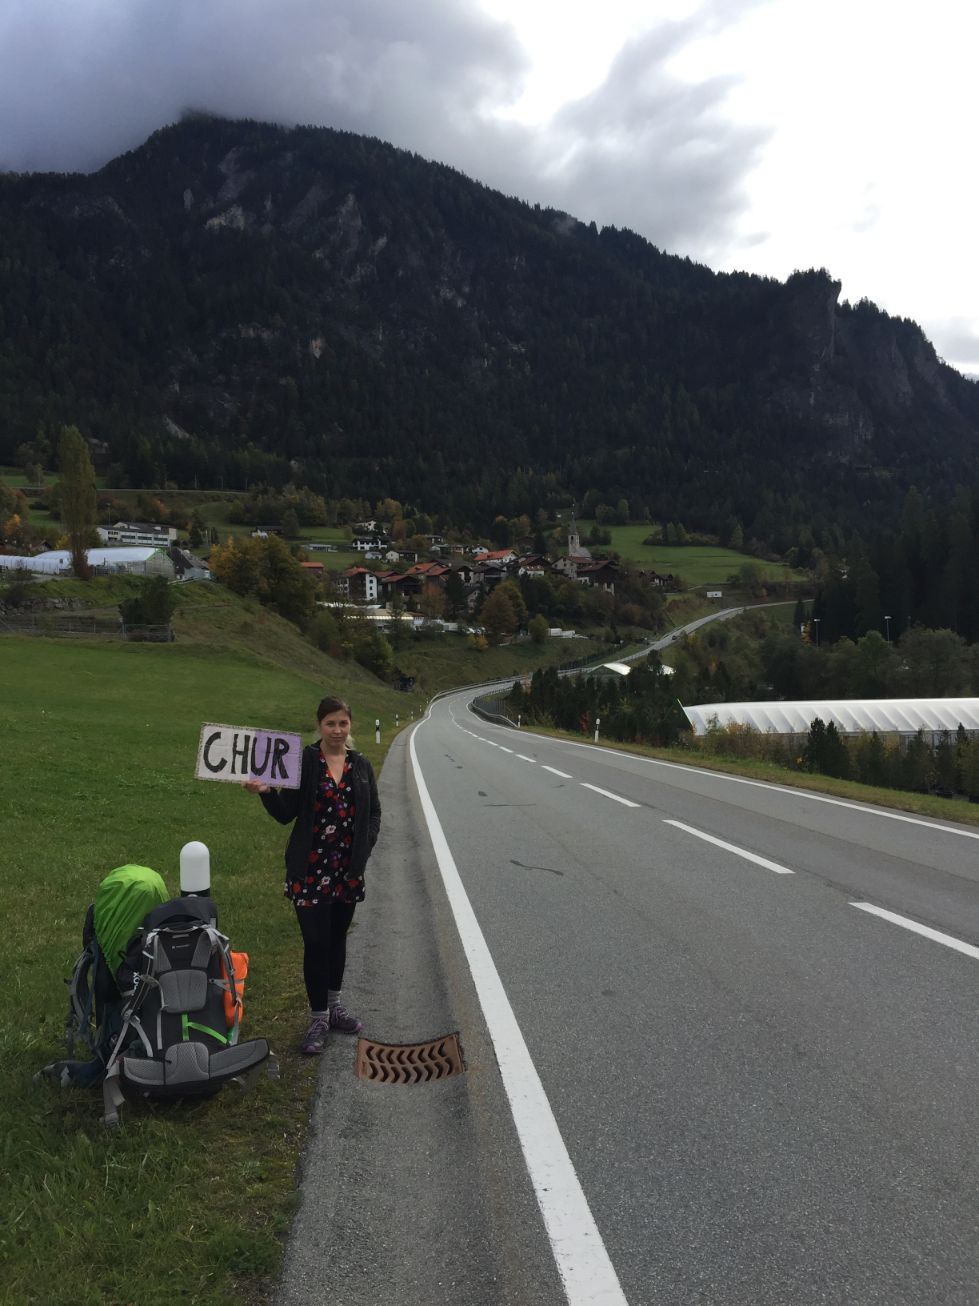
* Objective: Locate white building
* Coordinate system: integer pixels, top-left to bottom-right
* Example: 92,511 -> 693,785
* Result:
337,566 -> 379,602
98,521 -> 178,547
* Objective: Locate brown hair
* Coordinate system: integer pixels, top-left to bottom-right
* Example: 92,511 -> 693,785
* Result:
316,696 -> 352,723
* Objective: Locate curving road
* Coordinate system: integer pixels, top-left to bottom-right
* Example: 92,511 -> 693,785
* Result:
404,687 -> 979,1305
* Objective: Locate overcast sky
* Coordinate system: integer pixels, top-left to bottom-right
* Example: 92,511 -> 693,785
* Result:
1,0 -> 976,374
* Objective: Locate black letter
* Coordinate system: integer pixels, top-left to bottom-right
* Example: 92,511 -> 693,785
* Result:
250,735 -> 272,777
230,733 -> 251,775
271,736 -> 290,780
202,731 -> 227,773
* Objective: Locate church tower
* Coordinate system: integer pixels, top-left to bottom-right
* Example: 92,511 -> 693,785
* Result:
568,503 -> 581,557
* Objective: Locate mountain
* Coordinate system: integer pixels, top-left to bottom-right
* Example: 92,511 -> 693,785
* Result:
1,114 -> 977,547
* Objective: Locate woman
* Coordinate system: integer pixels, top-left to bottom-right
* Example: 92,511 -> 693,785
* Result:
244,696 -> 381,1054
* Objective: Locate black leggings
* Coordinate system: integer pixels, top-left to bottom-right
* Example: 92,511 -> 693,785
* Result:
294,899 -> 357,1010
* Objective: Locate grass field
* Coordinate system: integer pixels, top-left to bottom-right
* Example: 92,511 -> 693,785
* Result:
0,628 -> 408,1305
575,521 -> 807,586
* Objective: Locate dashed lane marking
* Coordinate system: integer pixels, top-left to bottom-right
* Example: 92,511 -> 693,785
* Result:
850,902 -> 979,961
580,783 -> 640,809
664,819 -> 794,874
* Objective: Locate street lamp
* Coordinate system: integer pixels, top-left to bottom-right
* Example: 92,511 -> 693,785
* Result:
884,615 -> 891,643
813,617 -> 820,648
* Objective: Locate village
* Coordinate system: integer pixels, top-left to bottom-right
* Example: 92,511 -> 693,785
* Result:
0,508 -> 680,635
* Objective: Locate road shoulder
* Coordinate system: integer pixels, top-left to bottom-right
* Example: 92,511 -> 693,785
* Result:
276,724 -> 565,1306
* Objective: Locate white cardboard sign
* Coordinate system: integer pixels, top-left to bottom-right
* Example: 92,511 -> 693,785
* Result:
196,722 -> 303,788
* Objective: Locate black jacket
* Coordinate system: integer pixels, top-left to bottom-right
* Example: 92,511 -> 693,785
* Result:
259,745 -> 381,884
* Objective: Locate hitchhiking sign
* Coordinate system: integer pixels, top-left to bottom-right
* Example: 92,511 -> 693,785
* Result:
196,723 -> 303,789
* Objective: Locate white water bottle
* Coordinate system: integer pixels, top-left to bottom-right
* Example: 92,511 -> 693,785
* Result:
180,840 -> 211,895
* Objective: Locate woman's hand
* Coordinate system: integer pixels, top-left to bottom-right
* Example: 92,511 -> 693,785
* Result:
242,780 -> 271,795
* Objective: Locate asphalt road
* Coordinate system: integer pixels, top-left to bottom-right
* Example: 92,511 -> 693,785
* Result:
417,691 -> 978,1304
279,688 -> 979,1306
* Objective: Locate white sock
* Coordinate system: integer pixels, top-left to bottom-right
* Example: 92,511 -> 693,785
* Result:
327,990 -> 342,1009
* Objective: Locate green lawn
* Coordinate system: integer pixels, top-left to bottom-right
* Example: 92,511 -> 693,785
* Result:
0,466 -> 46,488
0,632 -> 406,1305
576,522 -> 806,586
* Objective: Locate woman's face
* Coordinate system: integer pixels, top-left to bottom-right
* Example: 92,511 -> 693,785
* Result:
318,710 -> 352,750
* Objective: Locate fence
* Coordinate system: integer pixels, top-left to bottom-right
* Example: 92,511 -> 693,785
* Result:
0,613 -> 173,641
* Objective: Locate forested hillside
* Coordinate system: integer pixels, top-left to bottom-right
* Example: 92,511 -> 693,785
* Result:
2,114 -> 978,550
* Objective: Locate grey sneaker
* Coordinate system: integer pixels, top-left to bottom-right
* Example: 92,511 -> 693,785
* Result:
328,1003 -> 363,1035
301,1016 -> 330,1055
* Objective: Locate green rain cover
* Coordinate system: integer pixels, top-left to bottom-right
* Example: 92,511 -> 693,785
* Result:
93,865 -> 170,972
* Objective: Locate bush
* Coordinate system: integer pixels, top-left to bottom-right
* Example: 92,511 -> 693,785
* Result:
528,614 -> 549,644
118,575 -> 177,628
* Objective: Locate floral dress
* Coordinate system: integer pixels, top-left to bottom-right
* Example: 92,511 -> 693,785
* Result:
287,753 -> 365,907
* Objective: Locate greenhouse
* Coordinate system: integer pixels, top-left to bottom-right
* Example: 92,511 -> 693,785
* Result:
681,698 -> 979,742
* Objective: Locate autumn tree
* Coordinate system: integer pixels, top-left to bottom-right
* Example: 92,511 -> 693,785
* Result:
419,587 -> 446,622
57,425 -> 97,580
480,585 -> 519,643
495,579 -> 528,630
209,534 -> 316,627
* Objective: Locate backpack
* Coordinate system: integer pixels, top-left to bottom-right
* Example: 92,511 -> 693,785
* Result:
100,894 -> 270,1126
40,882 -> 270,1126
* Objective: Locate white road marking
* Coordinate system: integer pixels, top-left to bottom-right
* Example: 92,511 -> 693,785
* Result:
516,753 -> 536,762
850,902 -> 979,960
664,819 -> 794,874
543,766 -> 573,779
498,746 -> 514,753
580,783 -> 640,809
409,724 -> 629,1305
554,737 -> 979,841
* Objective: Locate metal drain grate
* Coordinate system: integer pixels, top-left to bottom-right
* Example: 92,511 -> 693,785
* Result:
355,1032 -> 466,1084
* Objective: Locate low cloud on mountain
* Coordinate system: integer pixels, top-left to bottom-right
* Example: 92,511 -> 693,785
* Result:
0,0 -> 763,259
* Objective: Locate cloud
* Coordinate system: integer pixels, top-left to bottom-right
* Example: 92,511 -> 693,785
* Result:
533,21 -> 770,254
0,0 -> 525,173
0,0 -> 766,261
926,319 -> 979,373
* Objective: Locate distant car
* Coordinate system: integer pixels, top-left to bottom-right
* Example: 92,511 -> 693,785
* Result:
671,633 -> 679,641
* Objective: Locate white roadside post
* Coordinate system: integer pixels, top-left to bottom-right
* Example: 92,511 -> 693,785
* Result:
395,713 -> 399,728
375,718 -> 381,744
517,714 -> 521,728
594,716 -> 601,744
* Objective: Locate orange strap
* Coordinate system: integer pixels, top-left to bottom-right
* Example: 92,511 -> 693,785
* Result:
219,951 -> 249,1027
